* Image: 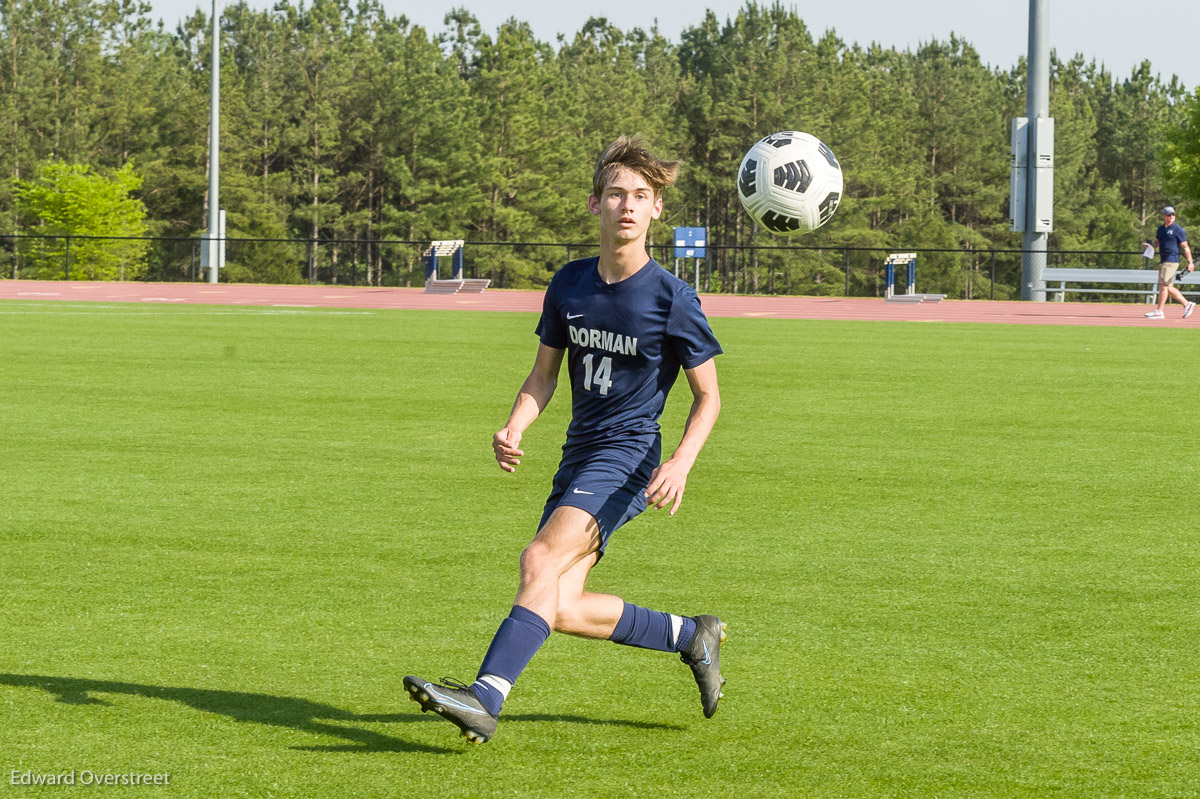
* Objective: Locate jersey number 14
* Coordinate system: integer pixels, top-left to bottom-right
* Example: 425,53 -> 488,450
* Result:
580,353 -> 613,396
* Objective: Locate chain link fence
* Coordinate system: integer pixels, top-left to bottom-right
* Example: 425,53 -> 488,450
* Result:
0,233 -> 1154,301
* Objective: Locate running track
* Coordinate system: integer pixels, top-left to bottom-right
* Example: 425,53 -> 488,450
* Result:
0,280 -> 1192,328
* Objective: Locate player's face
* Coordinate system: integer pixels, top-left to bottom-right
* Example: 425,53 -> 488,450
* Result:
589,168 -> 663,242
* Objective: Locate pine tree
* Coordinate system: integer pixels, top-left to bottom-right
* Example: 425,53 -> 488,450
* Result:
1160,86 -> 1200,216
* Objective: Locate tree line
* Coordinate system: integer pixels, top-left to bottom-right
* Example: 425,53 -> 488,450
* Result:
1,0 -> 1197,287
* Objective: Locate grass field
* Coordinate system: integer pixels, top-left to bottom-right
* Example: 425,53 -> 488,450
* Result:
2,300 -> 1199,798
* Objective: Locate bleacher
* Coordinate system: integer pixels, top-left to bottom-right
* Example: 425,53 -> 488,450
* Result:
423,240 -> 490,295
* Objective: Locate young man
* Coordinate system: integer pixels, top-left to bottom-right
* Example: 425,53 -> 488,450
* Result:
1144,205 -> 1195,319
404,136 -> 726,743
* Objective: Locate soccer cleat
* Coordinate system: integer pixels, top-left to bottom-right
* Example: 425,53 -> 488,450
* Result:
1145,310 -> 1165,319
1185,301 -> 1195,318
403,675 -> 498,743
678,615 -> 727,718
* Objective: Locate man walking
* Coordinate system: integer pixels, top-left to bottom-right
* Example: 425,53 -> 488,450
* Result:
1144,206 -> 1195,319
404,136 -> 726,743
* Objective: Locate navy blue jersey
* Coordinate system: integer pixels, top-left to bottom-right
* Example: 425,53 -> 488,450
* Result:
1157,222 -> 1188,262
535,257 -> 722,450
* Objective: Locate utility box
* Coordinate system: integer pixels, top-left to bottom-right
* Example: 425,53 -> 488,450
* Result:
1030,117 -> 1054,233
1009,118 -> 1029,232
1009,116 -> 1054,234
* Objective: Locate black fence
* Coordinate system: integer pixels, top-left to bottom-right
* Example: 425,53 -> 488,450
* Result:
0,233 -> 1155,301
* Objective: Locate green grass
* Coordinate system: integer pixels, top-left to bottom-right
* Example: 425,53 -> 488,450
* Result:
1,300 -> 1198,798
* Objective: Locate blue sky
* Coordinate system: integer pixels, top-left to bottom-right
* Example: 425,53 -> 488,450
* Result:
153,1 -> 1200,89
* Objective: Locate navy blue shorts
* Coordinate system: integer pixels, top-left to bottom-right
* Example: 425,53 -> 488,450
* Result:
538,437 -> 661,556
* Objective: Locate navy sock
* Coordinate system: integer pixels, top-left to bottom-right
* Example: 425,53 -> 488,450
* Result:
609,603 -> 695,653
470,680 -> 505,717
676,616 -> 697,651
474,605 -> 551,716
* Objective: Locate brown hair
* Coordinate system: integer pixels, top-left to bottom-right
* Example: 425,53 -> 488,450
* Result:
592,135 -> 682,199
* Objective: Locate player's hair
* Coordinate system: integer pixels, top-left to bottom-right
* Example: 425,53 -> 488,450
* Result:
592,135 -> 682,199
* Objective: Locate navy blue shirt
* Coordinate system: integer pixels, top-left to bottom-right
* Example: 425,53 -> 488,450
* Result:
536,257 -> 722,451
1156,222 -> 1188,262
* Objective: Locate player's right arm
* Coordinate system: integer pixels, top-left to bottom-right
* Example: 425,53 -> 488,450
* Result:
493,343 -> 565,473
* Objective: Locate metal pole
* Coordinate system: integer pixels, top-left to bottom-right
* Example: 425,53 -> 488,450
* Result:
844,248 -> 850,296
1021,0 -> 1049,301
206,0 -> 220,284
64,236 -> 71,280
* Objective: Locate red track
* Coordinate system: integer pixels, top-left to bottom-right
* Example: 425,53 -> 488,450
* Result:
0,279 -> 1192,327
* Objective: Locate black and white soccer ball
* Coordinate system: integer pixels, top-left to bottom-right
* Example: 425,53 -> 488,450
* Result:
736,131 -> 843,235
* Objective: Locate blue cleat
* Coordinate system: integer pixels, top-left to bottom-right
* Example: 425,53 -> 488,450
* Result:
403,675 -> 498,743
678,615 -> 727,718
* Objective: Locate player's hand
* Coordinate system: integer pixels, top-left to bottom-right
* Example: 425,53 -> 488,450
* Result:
644,458 -> 691,516
493,427 -> 524,473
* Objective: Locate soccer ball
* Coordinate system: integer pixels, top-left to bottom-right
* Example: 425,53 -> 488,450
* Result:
736,131 -> 843,235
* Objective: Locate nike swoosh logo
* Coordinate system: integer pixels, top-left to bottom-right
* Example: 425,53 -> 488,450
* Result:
566,313 -> 583,320
700,641 -> 712,666
572,488 -> 595,495
424,684 -> 489,715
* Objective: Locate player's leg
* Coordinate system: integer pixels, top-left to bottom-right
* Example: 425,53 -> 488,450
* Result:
469,506 -> 603,707
513,505 -> 606,624
403,506 -> 600,743
463,507 -> 603,725
551,550 -> 624,639
550,544 -> 728,719
550,547 -> 696,650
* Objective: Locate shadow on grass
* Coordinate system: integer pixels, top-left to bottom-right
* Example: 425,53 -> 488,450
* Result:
0,674 -> 682,753
0,673 -> 455,755
362,711 -> 680,730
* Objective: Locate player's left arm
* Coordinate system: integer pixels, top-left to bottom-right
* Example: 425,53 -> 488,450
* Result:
1183,237 -> 1194,271
645,358 -> 721,516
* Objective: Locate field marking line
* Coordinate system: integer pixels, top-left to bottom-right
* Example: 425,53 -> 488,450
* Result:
0,306 -> 374,316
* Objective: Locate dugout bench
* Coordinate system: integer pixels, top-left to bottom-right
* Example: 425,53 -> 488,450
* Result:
1041,267 -> 1200,302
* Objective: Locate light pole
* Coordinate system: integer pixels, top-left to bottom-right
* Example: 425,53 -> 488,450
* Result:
1020,0 -> 1052,301
206,0 -> 220,284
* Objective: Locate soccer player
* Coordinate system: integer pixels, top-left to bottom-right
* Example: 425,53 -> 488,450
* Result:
404,136 -> 726,743
1143,205 -> 1195,319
